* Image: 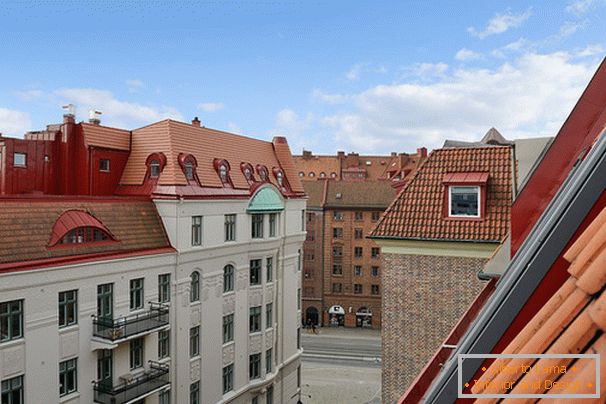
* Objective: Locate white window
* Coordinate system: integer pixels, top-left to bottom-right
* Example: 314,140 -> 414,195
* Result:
449,186 -> 480,217
13,153 -> 26,167
99,159 -> 110,172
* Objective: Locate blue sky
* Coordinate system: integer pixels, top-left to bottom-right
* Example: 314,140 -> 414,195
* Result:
0,0 -> 604,154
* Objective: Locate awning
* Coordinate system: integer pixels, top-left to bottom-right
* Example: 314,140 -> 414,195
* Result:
328,305 -> 345,315
247,187 -> 285,213
442,172 -> 489,185
356,311 -> 372,316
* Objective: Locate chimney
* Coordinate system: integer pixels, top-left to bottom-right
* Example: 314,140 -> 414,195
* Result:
192,117 -> 201,127
89,110 -> 102,125
337,151 -> 345,157
302,150 -> 313,159
62,104 -> 76,124
391,152 -> 397,156
416,147 -> 428,158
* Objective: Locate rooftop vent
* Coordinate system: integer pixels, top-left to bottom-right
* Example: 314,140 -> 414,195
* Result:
89,109 -> 102,125
336,192 -> 342,199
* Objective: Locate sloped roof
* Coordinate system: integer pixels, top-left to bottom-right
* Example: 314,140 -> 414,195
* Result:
0,198 -> 171,268
324,180 -> 397,208
471,206 -> 606,399
81,122 -> 131,151
302,180 -> 326,208
370,146 -> 512,242
481,127 -> 512,145
120,119 -> 303,194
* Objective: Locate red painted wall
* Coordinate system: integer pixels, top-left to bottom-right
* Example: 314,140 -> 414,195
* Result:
0,136 -> 57,194
510,58 -> 606,256
90,148 -> 130,195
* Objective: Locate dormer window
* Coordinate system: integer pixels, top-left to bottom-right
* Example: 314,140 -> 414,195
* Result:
443,172 -> 489,219
60,227 -> 110,244
47,210 -> 117,248
330,172 -> 337,178
299,172 -> 305,177
309,172 -> 315,178
145,153 -> 166,180
256,165 -> 269,182
277,171 -> 284,186
320,172 -> 326,178
272,167 -> 289,191
150,160 -> 160,178
219,165 -> 228,181
213,159 -> 232,186
185,162 -> 194,180
178,153 -> 199,184
241,163 -> 255,183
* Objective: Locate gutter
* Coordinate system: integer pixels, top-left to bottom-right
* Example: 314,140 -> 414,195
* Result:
424,129 -> 606,403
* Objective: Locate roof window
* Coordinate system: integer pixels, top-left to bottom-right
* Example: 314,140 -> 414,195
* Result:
145,152 -> 166,179
178,153 -> 199,185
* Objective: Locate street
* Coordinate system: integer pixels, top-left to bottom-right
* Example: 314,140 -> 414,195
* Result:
301,327 -> 382,404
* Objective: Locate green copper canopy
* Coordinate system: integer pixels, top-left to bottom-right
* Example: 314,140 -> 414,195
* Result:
247,187 -> 284,213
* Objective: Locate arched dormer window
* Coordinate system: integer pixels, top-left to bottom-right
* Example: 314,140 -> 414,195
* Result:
145,153 -> 167,179
241,162 -> 255,183
309,172 -> 315,178
213,159 -> 232,186
320,172 -> 326,178
190,271 -> 200,302
48,210 -> 117,248
256,165 -> 269,182
299,172 -> 305,177
178,153 -> 199,185
272,167 -> 289,191
330,172 -> 337,178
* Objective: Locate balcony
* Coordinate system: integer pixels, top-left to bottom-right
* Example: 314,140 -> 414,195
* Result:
92,302 -> 169,344
93,361 -> 169,404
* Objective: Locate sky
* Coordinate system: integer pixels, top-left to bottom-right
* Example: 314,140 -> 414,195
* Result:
0,0 -> 605,154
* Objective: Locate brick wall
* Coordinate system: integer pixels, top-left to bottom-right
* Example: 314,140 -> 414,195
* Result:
381,253 -> 487,404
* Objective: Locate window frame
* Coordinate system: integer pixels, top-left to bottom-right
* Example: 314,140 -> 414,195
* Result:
190,381 -> 200,404
223,265 -> 235,293
222,364 -> 234,394
269,213 -> 277,237
191,216 -> 203,246
190,326 -> 200,358
1,375 -> 23,404
129,278 -> 144,311
58,290 -> 78,328
0,300 -> 23,343
249,353 -> 261,380
129,338 -> 144,370
250,259 -> 262,286
448,185 -> 481,218
266,348 -> 273,374
59,358 -> 78,397
13,152 -> 26,167
249,306 -> 261,333
158,274 -> 171,303
224,214 -> 236,242
158,329 -> 170,359
251,214 -> 264,239
190,272 -> 200,302
223,314 -> 234,344
99,159 -> 110,172
266,257 -> 273,283
265,303 -> 273,329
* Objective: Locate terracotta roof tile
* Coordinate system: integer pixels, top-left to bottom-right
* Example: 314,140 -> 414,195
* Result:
323,180 -> 397,208
471,206 -> 606,402
0,198 -> 170,267
120,120 -> 303,193
302,180 -> 327,208
81,122 -> 131,151
370,146 -> 512,242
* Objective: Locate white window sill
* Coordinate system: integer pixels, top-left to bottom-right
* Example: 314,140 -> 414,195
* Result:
59,391 -> 80,403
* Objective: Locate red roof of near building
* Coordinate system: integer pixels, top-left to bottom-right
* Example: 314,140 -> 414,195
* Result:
442,172 -> 489,184
81,122 -> 131,151
370,146 -> 512,242
0,198 -> 171,270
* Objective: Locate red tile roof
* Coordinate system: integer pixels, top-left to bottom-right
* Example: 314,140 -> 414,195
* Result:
81,123 -> 131,151
120,120 -> 303,195
471,205 -> 606,400
0,198 -> 171,269
370,146 -> 512,242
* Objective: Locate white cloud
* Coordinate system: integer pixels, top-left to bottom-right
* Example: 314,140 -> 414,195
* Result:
0,108 -> 31,136
312,89 -> 349,104
455,48 -> 481,61
346,64 -> 363,81
126,79 -> 144,93
408,62 -> 449,79
226,122 -> 243,134
492,38 -> 529,58
197,102 -> 225,112
566,0 -> 596,15
15,89 -> 44,101
319,52 -> 598,153
271,108 -> 316,153
468,9 -> 532,39
577,43 -> 604,57
559,20 -> 585,36
55,88 -> 183,128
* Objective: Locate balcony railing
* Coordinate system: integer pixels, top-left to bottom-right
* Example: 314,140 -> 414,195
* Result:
93,361 -> 169,404
92,302 -> 169,342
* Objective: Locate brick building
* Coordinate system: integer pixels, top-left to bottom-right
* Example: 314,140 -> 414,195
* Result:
370,146 -> 514,403
295,149 -> 427,329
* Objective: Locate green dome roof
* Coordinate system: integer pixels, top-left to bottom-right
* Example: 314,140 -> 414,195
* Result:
247,187 -> 284,213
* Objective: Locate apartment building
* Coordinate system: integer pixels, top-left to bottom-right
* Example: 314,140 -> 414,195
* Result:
0,112 -> 305,404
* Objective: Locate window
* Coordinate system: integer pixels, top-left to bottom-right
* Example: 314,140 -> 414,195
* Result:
354,228 -> 363,239
299,171 -> 305,177
191,216 -> 202,246
301,209 -> 306,231
249,306 -> 261,333
190,381 -> 200,404
332,264 -> 342,275
97,284 -> 113,320
13,153 -> 26,167
223,314 -> 234,343
159,274 -> 170,303
185,162 -> 194,180
449,186 -> 480,217
59,358 -> 77,397
219,164 -> 228,182
276,170 -> 284,186
319,172 -> 326,178
371,247 -> 380,258
269,213 -> 277,237
253,397 -> 259,404
297,289 -> 301,309
58,290 -> 77,328
265,303 -> 273,329
224,214 -> 236,241
354,247 -> 363,258
249,353 -> 261,379
266,257 -> 273,283
130,338 -> 144,369
297,366 -> 301,388
333,227 -> 343,238
150,160 -> 161,178
298,249 -> 302,272
59,227 -> 110,244
99,159 -> 110,172
0,300 -> 23,342
266,385 -> 273,404
332,246 -> 343,257
250,259 -> 261,285
158,330 -> 170,359
190,326 -> 200,357
190,272 -> 200,302
354,266 -> 363,276
333,211 -> 344,221
371,285 -> 380,295
372,266 -> 380,277
330,172 -> 337,178
130,278 -> 144,310
223,364 -> 234,394
266,349 -> 273,373
355,211 -> 364,221
252,214 -> 264,239
354,284 -> 363,294
159,390 -> 170,404
371,211 -> 381,221
309,172 -> 315,177
242,163 -> 254,182
223,265 -> 234,293
297,327 -> 301,349
1,375 -> 23,404
332,283 -> 342,293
